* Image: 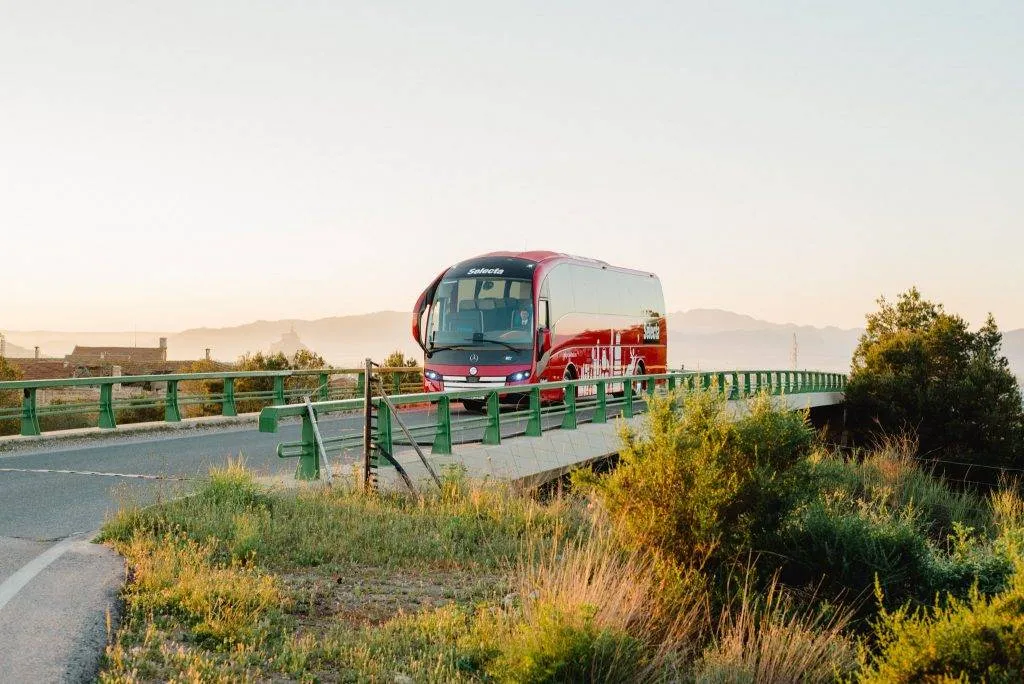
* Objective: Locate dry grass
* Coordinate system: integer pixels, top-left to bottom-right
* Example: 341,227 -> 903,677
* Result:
695,574 -> 856,683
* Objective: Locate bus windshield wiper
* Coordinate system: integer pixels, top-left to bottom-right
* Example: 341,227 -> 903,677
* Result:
426,343 -> 470,357
475,337 -> 521,353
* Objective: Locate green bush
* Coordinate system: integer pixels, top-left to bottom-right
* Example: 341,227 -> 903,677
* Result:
777,498 -> 933,615
116,398 -> 165,425
777,455 -> 1012,621
859,570 -> 1024,683
479,602 -> 647,684
574,389 -> 813,571
807,443 -> 991,543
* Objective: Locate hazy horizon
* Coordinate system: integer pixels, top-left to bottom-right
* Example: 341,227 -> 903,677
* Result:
3,2 -> 1021,332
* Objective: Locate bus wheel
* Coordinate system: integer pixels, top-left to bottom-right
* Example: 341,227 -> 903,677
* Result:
462,399 -> 486,414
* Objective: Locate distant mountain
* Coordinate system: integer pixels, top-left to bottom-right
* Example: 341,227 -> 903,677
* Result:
4,310 -> 1022,378
170,312 -> 417,367
669,310 -> 1024,376
667,309 -> 861,373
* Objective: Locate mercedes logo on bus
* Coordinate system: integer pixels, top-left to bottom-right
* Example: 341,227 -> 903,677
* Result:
468,353 -> 479,363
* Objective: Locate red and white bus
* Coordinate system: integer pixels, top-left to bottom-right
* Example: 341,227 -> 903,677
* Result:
412,251 -> 667,411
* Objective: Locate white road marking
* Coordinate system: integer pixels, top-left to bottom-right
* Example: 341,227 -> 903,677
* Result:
0,533 -> 93,613
0,468 -> 188,480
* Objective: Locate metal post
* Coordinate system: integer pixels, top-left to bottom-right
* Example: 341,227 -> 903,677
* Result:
623,378 -> 634,418
319,373 -> 330,402
562,381 -> 577,430
526,386 -> 543,436
296,409 -> 319,480
744,372 -> 751,397
99,383 -> 116,429
222,377 -> 237,416
273,376 -> 286,405
304,397 -> 332,483
165,379 -> 181,422
362,358 -> 373,491
594,380 -> 608,423
483,391 -> 501,445
20,388 -> 40,437
432,395 -> 453,454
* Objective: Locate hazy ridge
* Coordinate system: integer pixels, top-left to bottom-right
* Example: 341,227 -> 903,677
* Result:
4,309 -> 1022,378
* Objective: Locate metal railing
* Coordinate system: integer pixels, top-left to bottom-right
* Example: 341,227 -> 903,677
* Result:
258,369 -> 848,481
0,367 -> 424,437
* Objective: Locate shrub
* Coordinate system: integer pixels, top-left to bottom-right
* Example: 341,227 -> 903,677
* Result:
574,389 -> 813,571
859,570 -> 1024,683
483,602 -> 647,684
777,496 -> 933,615
779,447 -> 1012,619
116,398 -> 165,425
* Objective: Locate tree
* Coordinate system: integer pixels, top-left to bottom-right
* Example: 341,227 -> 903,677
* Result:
234,350 -> 330,411
177,359 -> 225,417
381,350 -> 420,394
0,357 -> 22,436
846,288 -> 1024,477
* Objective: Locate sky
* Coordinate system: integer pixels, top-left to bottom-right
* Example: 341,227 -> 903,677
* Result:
1,1 -> 1021,332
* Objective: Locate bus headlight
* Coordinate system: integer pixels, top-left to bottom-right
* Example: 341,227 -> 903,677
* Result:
424,370 -> 442,381
506,370 -> 531,383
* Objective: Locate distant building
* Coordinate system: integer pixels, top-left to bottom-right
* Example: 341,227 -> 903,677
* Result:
66,337 -> 169,365
269,328 -> 308,358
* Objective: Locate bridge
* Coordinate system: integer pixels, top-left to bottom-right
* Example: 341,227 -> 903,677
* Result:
0,365 -> 844,679
258,368 -> 847,491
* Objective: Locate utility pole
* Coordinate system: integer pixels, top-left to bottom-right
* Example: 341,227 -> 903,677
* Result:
790,333 -> 798,370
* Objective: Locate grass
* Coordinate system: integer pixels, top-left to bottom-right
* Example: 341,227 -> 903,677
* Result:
99,461 -> 598,681
97,394 -> 1024,682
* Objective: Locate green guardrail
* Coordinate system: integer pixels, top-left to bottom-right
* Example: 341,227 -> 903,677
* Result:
0,367 -> 424,437
258,370 -> 848,481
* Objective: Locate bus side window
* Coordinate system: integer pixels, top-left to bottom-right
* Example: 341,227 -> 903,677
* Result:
537,299 -> 550,329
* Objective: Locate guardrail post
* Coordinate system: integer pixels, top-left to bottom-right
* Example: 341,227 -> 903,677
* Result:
356,371 -> 365,398
743,372 -> 751,397
274,376 -> 286,405
594,380 -> 608,422
701,373 -> 711,391
319,373 -> 330,402
392,372 -> 401,395
296,409 -> 319,480
526,386 -> 543,436
483,391 -> 501,445
99,382 -> 116,429
222,377 -> 237,416
432,395 -> 452,454
562,382 -> 578,430
623,378 -> 634,418
730,372 -> 739,400
164,379 -> 181,422
20,388 -> 40,436
378,398 -> 393,459
716,372 -> 726,396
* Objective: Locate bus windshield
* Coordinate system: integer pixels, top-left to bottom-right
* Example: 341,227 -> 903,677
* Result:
426,277 -> 534,349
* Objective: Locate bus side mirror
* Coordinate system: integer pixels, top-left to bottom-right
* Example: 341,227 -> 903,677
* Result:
536,328 -> 551,358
